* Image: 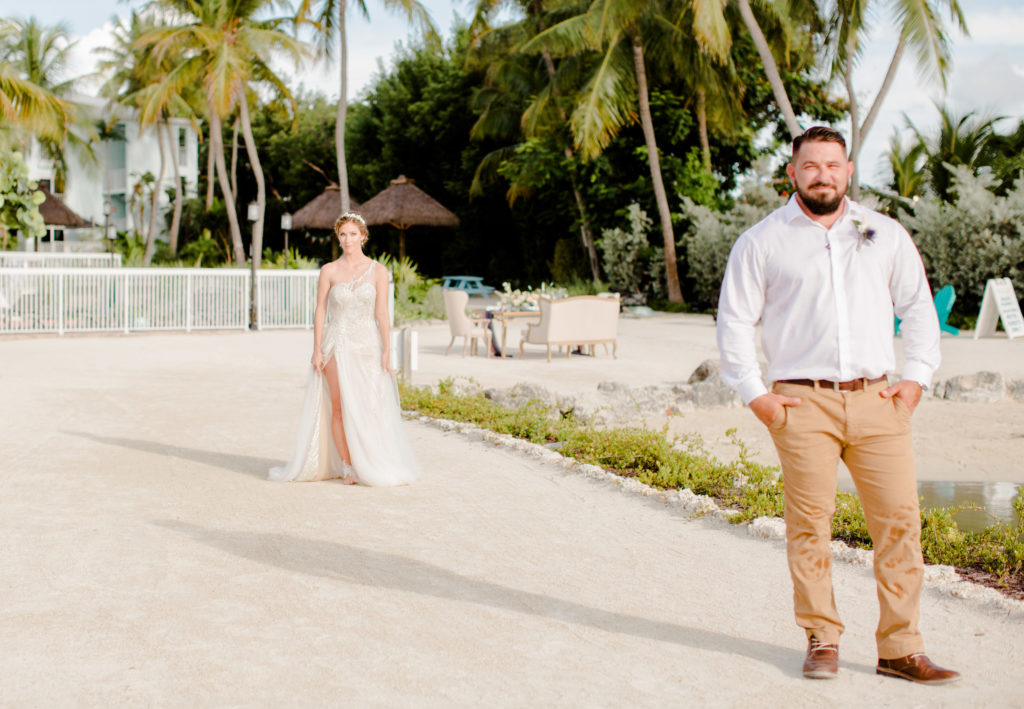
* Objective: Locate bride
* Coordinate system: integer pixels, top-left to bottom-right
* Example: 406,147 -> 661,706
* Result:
269,212 -> 420,486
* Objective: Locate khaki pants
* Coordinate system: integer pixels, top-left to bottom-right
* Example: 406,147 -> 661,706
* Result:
769,379 -> 925,659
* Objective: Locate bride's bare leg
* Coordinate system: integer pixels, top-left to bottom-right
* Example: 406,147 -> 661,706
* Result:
323,355 -> 357,484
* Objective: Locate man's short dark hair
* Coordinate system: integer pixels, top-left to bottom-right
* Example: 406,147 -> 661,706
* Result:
792,126 -> 846,158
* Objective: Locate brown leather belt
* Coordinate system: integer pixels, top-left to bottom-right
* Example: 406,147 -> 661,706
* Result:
777,375 -> 887,392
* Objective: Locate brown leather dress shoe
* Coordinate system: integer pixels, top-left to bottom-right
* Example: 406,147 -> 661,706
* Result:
802,638 -> 838,679
876,653 -> 961,684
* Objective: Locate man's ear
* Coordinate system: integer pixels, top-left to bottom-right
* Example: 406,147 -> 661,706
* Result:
846,160 -> 855,183
786,162 -> 796,187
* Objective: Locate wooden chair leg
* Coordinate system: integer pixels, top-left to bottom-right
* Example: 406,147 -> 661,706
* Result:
445,336 -> 455,356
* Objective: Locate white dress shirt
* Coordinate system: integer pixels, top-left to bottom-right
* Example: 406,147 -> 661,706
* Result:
716,196 -> 941,404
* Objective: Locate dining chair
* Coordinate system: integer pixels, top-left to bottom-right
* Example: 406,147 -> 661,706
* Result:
442,289 -> 492,357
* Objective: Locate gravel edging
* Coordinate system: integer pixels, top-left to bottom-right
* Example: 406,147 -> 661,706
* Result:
408,412 -> 1024,619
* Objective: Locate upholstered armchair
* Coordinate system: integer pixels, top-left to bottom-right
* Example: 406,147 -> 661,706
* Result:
442,288 -> 492,357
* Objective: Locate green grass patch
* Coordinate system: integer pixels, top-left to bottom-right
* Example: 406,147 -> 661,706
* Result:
399,379 -> 1024,591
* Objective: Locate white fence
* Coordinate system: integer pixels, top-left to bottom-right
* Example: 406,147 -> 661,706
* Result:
0,252 -> 122,268
0,267 -> 319,335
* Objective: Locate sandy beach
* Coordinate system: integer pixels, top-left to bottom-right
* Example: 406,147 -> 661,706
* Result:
2,318 -> 1023,706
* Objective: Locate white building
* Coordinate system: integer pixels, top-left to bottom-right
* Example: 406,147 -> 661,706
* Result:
24,94 -> 201,251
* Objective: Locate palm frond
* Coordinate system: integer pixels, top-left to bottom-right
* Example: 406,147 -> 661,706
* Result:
570,39 -> 636,160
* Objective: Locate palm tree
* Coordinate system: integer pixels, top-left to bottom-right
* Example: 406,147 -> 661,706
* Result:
907,103 -> 997,201
295,0 -> 437,225
140,0 -> 306,275
525,0 -> 708,303
469,0 -> 603,281
831,0 -> 968,198
689,0 -> 821,140
99,12 -> 173,261
0,64 -> 69,143
0,18 -> 86,190
885,128 -> 926,199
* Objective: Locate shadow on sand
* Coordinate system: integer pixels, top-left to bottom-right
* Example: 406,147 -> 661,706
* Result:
64,430 -> 278,479
153,519 -> 877,678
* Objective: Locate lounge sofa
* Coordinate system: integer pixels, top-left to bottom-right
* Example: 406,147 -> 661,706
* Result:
519,294 -> 620,362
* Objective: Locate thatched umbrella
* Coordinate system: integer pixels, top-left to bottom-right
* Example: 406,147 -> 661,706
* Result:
358,175 -> 459,260
36,186 -> 92,251
291,185 -> 361,231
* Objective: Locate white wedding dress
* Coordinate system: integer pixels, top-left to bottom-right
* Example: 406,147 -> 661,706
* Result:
269,261 -> 420,486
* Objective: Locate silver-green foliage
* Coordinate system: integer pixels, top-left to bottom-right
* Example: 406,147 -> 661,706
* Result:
598,203 -> 653,294
0,147 -> 46,245
680,170 -> 784,310
901,165 -> 1024,314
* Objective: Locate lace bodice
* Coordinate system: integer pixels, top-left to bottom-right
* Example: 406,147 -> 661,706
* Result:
321,261 -> 381,361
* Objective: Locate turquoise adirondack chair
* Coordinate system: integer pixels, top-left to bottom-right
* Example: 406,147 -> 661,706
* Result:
894,285 -> 958,336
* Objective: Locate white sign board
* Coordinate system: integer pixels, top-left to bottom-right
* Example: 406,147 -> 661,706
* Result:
974,278 -> 1024,340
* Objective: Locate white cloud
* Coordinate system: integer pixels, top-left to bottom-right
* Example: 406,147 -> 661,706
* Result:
958,9 -> 1024,46
66,23 -> 116,96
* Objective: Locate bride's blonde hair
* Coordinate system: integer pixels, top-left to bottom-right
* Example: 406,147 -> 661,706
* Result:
334,212 -> 369,245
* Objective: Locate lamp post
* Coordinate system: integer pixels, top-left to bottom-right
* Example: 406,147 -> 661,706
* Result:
102,200 -> 115,262
280,212 -> 292,270
247,201 -> 259,329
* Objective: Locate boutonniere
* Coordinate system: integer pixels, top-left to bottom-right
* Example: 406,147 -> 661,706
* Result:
852,218 -> 876,251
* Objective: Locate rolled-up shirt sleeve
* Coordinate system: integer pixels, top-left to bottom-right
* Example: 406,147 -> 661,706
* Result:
717,233 -> 769,404
891,227 -> 941,388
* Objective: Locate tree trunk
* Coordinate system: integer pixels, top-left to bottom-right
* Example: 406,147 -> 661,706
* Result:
334,0 -> 349,262
337,0 -> 350,217
205,134 -> 214,211
632,39 -> 683,304
143,122 -> 167,265
850,35 -> 906,195
736,0 -> 801,139
531,0 -> 600,281
239,97 -> 265,328
697,89 -> 711,171
210,110 -> 245,265
230,117 -> 239,204
168,122 -> 183,253
843,33 -> 861,200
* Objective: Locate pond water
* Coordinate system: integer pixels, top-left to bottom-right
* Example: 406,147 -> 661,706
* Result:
838,480 -> 1022,534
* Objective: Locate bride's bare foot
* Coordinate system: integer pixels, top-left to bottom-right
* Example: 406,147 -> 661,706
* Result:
341,462 -> 357,485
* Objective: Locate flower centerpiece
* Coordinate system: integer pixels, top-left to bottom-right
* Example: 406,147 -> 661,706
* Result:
496,282 -> 568,310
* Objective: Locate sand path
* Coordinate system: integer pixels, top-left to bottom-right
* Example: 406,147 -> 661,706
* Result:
1,327 -> 1022,705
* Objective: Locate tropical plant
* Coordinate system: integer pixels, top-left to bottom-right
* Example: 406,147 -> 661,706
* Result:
0,18 -> 86,188
900,166 -> 1024,318
140,0 -> 307,271
0,147 -> 46,248
295,0 -> 438,233
907,103 -> 998,202
829,0 -> 968,198
97,10 -> 202,259
689,0 -> 823,140
597,203 -> 656,295
679,160 -> 784,310
524,0 -> 704,303
469,0 -> 602,280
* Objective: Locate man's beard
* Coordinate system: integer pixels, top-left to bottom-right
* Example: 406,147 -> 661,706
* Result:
796,181 -> 847,215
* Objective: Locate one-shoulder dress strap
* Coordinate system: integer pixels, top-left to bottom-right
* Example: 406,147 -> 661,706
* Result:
353,260 -> 377,285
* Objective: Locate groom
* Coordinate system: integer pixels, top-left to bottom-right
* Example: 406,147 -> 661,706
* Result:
716,126 -> 959,683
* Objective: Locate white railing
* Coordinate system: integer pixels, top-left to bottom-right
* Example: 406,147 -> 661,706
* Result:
0,267 -> 320,335
0,252 -> 122,268
258,269 -> 318,329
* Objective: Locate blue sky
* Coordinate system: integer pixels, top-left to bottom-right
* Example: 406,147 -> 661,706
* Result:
11,0 -> 1024,189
